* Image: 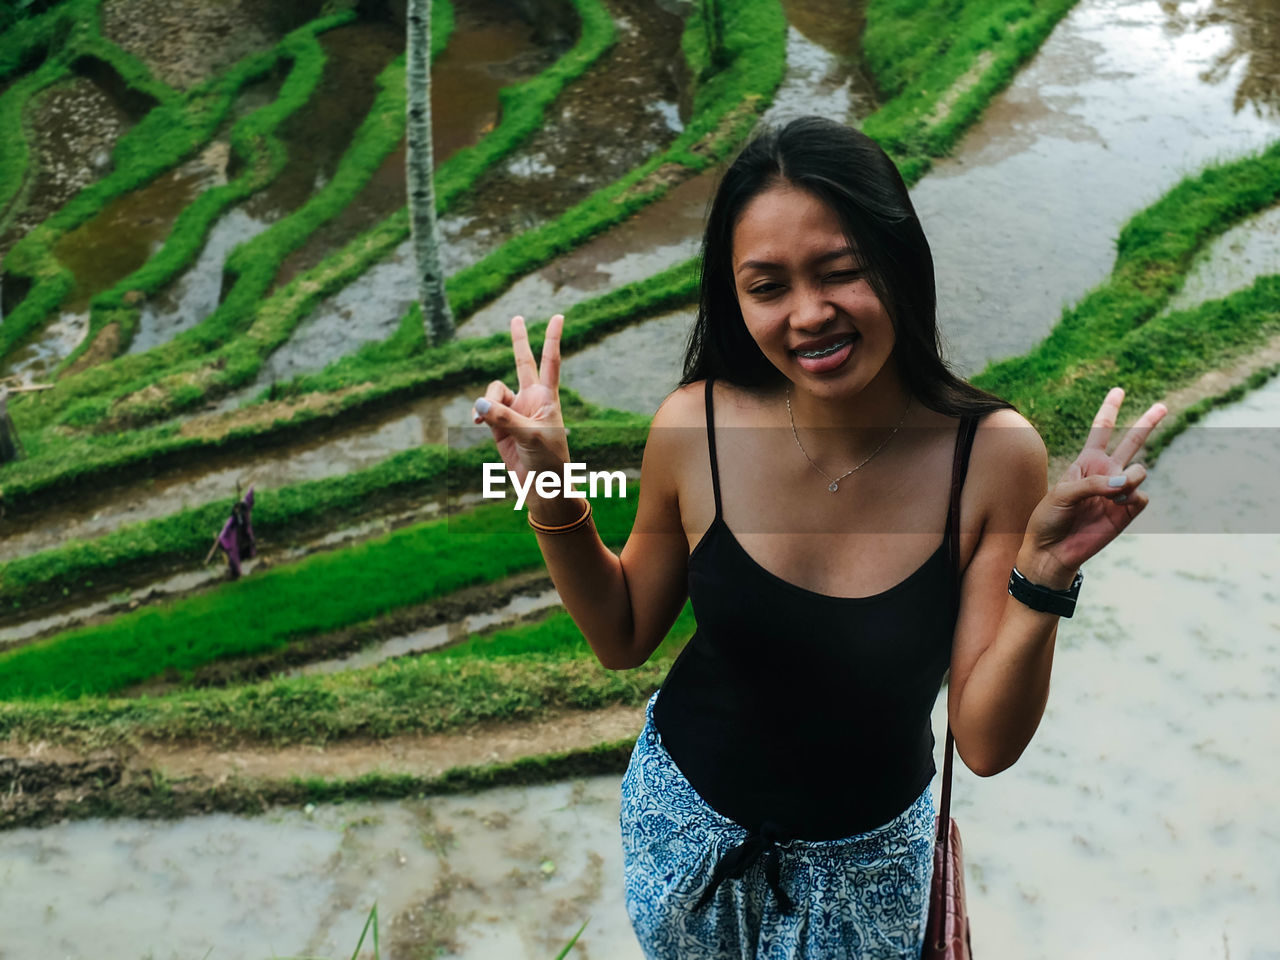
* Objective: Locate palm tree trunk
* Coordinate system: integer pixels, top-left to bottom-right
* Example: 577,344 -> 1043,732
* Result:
406,0 -> 454,345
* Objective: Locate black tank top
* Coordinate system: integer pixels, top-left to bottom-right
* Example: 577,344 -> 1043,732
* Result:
652,379 -> 979,841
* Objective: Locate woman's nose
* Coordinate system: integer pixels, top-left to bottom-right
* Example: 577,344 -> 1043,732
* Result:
791,283 -> 836,329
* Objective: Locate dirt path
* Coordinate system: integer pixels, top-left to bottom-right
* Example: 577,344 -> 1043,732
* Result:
0,703 -> 646,828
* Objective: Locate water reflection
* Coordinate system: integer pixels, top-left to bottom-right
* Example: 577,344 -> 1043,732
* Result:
1162,0 -> 1280,117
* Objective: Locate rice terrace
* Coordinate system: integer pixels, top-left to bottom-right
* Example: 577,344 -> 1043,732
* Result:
0,0 -> 1278,956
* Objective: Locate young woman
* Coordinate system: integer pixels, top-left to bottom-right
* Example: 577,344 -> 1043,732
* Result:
471,117 -> 1167,959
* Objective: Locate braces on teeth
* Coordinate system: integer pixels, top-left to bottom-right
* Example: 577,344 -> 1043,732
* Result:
797,336 -> 855,358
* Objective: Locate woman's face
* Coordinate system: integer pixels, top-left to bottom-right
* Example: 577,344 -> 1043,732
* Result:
730,181 -> 899,400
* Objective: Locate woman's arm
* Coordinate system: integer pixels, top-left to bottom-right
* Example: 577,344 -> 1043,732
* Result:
527,390 -> 695,669
946,409 -> 1056,776
473,316 -> 692,670
947,391 -> 1165,776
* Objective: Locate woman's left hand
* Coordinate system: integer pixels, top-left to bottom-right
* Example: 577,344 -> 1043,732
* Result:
1022,387 -> 1169,577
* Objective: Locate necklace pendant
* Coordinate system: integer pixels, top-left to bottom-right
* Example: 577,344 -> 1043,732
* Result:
828,481 -> 840,493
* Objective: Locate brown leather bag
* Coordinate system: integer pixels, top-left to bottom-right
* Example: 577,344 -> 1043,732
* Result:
921,728 -> 972,958
923,414 -> 976,958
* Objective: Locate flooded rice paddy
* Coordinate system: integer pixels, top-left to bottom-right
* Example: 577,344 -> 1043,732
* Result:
2,148 -> 226,383
2,372 -> 1278,958
458,10 -> 879,340
911,0 -> 1280,377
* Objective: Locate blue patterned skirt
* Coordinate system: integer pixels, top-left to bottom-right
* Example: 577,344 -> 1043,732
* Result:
621,693 -> 936,960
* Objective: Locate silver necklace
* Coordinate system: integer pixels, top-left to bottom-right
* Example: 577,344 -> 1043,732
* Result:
786,387 -> 912,492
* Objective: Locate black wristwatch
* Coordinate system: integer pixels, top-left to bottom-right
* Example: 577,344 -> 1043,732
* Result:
1008,566 -> 1083,618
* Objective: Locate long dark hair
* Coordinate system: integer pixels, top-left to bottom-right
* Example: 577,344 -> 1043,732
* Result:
681,116 -> 1014,419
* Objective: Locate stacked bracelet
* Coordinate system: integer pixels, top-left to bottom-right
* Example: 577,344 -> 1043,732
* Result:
528,498 -> 592,534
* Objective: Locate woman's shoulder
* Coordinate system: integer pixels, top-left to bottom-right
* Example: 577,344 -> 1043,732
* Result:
651,380 -> 707,430
652,379 -> 782,430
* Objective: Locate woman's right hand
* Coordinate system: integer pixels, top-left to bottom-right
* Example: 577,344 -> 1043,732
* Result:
472,313 -> 570,485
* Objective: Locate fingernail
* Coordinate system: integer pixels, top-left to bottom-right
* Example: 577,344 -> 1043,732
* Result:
1114,494 -> 1128,503
475,398 -> 491,415
1108,475 -> 1127,487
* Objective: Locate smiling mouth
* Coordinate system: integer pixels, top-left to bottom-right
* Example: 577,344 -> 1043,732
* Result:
793,333 -> 859,358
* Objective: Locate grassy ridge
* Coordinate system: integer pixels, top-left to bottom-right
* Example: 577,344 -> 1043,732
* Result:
862,0 -> 1077,183
1,739 -> 641,828
0,484 -> 646,700
0,602 -> 693,747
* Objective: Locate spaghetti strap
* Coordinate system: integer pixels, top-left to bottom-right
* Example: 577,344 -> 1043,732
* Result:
946,414 -> 980,578
704,379 -> 723,521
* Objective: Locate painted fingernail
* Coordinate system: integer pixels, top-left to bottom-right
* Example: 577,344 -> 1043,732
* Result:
1108,475 -> 1127,487
475,398 -> 491,415
1114,494 -> 1128,503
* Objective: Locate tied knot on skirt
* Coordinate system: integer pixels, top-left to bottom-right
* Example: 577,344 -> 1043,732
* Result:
694,821 -> 795,914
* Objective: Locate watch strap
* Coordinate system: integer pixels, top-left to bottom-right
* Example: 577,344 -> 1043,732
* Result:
1008,566 -> 1082,618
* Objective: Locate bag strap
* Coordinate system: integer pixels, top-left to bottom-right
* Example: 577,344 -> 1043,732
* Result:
939,414 -> 977,842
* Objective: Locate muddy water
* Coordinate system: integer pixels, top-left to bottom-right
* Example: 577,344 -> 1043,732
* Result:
0,778 -> 641,960
458,9 -> 880,340
0,76 -> 132,261
0,148 -> 225,383
100,0 -> 325,92
436,0 -> 688,271
1162,201 -> 1280,315
0,387 -> 485,560
5,376 -> 1277,958
909,0 -> 1280,377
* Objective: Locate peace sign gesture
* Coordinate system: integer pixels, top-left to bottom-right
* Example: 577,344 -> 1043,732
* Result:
1022,387 -> 1169,576
472,314 -> 571,487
